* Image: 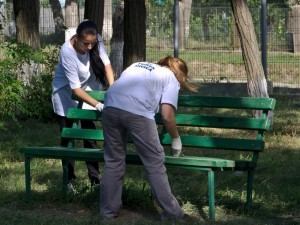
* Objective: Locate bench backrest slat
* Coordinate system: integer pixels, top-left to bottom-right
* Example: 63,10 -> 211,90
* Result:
72,91 -> 106,102
72,91 -> 276,111
61,127 -> 264,152
67,108 -> 271,131
67,108 -> 102,121
159,134 -> 264,152
62,128 -> 104,141
155,114 -> 270,131
177,95 -> 276,110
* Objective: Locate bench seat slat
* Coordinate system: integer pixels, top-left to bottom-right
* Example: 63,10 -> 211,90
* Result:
126,153 -> 235,168
20,147 -> 236,168
20,146 -> 104,161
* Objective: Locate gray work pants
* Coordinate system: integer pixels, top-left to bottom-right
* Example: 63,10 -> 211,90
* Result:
100,107 -> 183,220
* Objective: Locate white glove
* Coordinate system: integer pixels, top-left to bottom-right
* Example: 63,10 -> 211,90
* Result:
171,137 -> 183,157
95,102 -> 104,112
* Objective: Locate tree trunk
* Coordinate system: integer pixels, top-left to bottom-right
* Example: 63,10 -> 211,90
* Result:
103,0 -> 113,41
123,0 -> 146,69
179,1 -> 185,49
13,0 -> 41,83
84,0 -> 104,34
202,9 -> 210,41
110,2 -> 124,79
65,0 -> 79,28
231,0 -> 273,123
183,0 -> 192,37
231,13 -> 240,50
231,0 -> 268,99
0,3 -> 7,41
178,0 -> 192,49
4,0 -> 15,37
13,0 -> 40,49
49,0 -> 64,33
287,5 -> 300,53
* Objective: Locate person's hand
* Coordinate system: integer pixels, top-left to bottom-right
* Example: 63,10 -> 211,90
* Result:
95,102 -> 104,112
171,137 -> 183,157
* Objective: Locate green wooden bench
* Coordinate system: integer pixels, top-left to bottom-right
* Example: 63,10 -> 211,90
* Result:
20,90 -> 276,221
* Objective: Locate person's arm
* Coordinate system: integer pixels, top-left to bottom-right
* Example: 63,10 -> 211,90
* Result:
72,88 -> 103,111
105,64 -> 115,86
97,34 -> 115,86
161,103 -> 179,138
161,103 -> 182,157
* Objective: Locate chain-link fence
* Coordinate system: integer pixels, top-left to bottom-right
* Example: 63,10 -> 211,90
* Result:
0,2 -> 299,92
145,3 -> 300,92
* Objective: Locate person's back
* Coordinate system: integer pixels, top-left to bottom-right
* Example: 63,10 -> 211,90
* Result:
105,62 -> 180,119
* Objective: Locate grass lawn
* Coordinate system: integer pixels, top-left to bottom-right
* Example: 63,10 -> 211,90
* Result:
0,96 -> 299,225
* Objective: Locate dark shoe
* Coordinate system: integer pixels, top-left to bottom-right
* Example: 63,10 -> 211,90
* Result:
90,175 -> 101,187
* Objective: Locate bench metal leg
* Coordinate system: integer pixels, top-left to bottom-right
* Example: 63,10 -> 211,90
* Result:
62,159 -> 68,196
24,156 -> 31,203
207,170 -> 215,221
245,170 -> 255,209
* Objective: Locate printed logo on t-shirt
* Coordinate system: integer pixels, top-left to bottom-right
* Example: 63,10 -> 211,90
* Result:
135,62 -> 155,72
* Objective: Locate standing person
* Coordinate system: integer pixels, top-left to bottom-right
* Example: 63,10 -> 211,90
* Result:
100,56 -> 198,220
51,20 -> 114,191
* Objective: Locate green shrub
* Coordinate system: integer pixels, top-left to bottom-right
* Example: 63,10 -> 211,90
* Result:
0,72 -> 27,122
0,39 -> 60,122
22,73 -> 54,121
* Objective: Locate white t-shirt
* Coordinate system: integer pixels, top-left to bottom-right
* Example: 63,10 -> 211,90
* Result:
104,62 -> 180,120
52,34 -> 110,116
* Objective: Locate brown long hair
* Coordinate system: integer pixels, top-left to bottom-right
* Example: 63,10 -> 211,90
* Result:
76,20 -> 107,86
157,56 -> 198,92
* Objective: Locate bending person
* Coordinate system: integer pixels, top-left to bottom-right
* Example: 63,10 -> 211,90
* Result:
100,56 -> 197,220
51,20 -> 114,190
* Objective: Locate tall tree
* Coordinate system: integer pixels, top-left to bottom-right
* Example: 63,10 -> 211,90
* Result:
286,3 -> 300,52
4,0 -> 15,37
231,0 -> 274,123
49,0 -> 65,34
123,0 -> 146,69
231,0 -> 269,99
178,0 -> 192,49
13,0 -> 40,49
110,2 -> 124,78
65,0 -> 79,28
84,0 -> 104,34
